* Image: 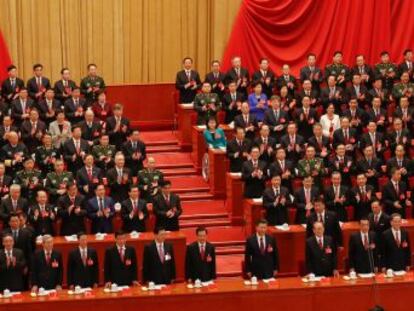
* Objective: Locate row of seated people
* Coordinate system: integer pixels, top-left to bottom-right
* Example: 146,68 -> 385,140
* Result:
0,210 -> 409,294
176,51 -> 414,107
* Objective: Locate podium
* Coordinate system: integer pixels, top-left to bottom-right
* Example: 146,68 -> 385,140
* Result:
176,104 -> 196,151
225,173 -> 244,225
243,198 -> 264,235
208,148 -> 228,198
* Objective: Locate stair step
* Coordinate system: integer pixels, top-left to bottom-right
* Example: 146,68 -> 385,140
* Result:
180,218 -> 231,228
139,131 -> 179,146
180,192 -> 215,201
150,152 -> 193,169
161,167 -> 198,176
180,212 -> 228,220
181,226 -> 246,243
216,254 -> 243,277
147,145 -> 181,153
215,245 -> 245,255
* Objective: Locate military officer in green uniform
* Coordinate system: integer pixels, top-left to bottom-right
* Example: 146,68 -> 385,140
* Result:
297,145 -> 325,189
13,158 -> 43,203
80,63 -> 106,105
91,134 -> 116,170
324,51 -> 350,88
392,71 -> 414,103
194,82 -> 221,125
34,133 -> 62,177
375,51 -> 398,92
138,156 -> 165,202
45,159 -> 74,204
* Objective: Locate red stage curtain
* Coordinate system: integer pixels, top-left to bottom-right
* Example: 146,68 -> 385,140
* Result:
221,0 -> 414,74
0,30 -> 12,81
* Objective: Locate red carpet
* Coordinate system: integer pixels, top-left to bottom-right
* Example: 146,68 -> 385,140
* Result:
141,131 -> 245,277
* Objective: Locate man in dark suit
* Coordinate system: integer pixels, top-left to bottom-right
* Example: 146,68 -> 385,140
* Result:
87,184 -> 115,233
368,201 -> 391,251
382,168 -> 410,218
152,180 -> 182,231
263,95 -> 289,141
226,127 -> 251,173
381,213 -> 411,272
398,49 -> 413,79
234,102 -> 259,141
295,80 -> 319,107
332,118 -> 358,156
295,96 -> 318,140
121,130 -> 146,176
276,64 -> 296,96
53,67 -> 77,103
185,226 -> 216,283
387,118 -> 411,152
366,96 -> 387,133
57,183 -> 86,236
11,88 -> 34,127
67,232 -> 99,289
104,230 -> 139,287
305,221 -> 338,277
345,74 -> 369,107
106,103 -> 130,149
204,60 -> 226,99
263,175 -> 290,225
242,146 -> 267,198
252,58 -> 276,99
300,53 -> 323,92
0,115 -> 19,147
0,234 -> 26,291
76,154 -> 103,198
121,185 -> 148,233
78,110 -> 103,144
267,148 -> 294,190
62,126 -> 90,173
221,81 -> 243,124
351,55 -> 374,87
280,123 -> 305,164
143,227 -> 176,284
294,176 -> 320,224
320,75 -> 344,111
386,144 -> 412,185
0,184 -> 28,223
3,213 -> 32,264
175,57 -> 201,103
359,122 -> 385,157
64,88 -> 87,125
27,64 -> 51,101
306,200 -> 343,247
36,89 -> 61,125
245,219 -> 279,280
224,56 -> 250,100
351,174 -> 376,220
28,190 -> 56,237
31,235 -> 63,291
106,153 -> 132,203
1,65 -> 25,105
324,172 -> 349,221
356,145 -> 382,191
348,218 -> 378,274
253,125 -> 276,166
20,108 -> 46,153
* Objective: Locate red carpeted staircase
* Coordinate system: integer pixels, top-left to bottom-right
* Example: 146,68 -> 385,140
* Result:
140,130 -> 245,278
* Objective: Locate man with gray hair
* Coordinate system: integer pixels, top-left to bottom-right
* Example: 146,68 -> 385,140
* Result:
106,152 -> 132,203
0,183 -> 28,223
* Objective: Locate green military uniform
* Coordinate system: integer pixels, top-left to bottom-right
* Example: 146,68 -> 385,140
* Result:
392,82 -> 414,101
137,168 -> 165,201
92,144 -> 116,170
80,75 -> 106,104
194,92 -> 221,125
324,63 -> 350,87
34,146 -> 61,177
13,169 -> 43,203
375,62 -> 398,91
45,171 -> 74,203
297,157 -> 325,189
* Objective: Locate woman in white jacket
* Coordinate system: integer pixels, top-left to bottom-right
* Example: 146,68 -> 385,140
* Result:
319,103 -> 340,139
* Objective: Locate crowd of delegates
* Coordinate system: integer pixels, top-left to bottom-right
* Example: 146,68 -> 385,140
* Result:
0,63 -> 190,292
175,50 -> 414,276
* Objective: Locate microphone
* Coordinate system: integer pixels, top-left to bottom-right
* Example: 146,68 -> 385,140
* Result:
366,234 -> 383,311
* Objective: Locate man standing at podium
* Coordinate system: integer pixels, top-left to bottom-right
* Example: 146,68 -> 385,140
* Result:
0,233 -> 26,291
152,180 -> 182,231
244,219 -> 279,280
104,230 -> 139,287
67,232 -> 99,289
185,226 -> 216,283
143,227 -> 176,285
175,57 -> 201,103
305,221 -> 338,277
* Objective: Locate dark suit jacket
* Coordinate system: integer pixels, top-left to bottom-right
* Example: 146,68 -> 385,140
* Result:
175,70 -> 201,103
106,167 -> 132,203
320,86 -> 344,109
20,119 -> 46,152
262,186 -> 290,225
305,235 -> 337,276
77,121 -> 102,142
53,80 -> 77,102
121,198 -> 148,232
324,185 -> 350,222
31,249 -> 63,289
57,194 -> 86,236
368,212 -> 391,250
221,92 -> 243,123
152,192 -> 182,231
382,181 -> 408,217
350,185 -> 376,220
251,70 -> 276,98
62,139 -> 90,172
382,229 -> 411,271
28,204 -> 56,236
67,247 -> 99,287
1,78 -> 25,102
204,71 -> 226,98
0,248 -> 26,291
2,227 -> 33,263
241,160 -> 267,198
348,231 -> 378,273
244,234 -> 279,279
299,66 -> 323,87
306,210 -> 343,247
143,242 -> 176,284
106,116 -> 130,148
76,166 -> 103,197
226,138 -> 252,172
11,98 -> 35,124
63,97 -> 87,124
104,245 -> 137,286
87,196 -> 115,233
0,196 -> 28,222
27,77 -> 51,100
234,113 -> 259,141
185,242 -> 216,282
263,108 -> 289,139
307,135 -> 331,157
280,134 -> 305,163
36,99 -> 62,121
121,140 -> 146,174
224,67 -> 250,98
294,186 -> 320,224
332,128 -> 358,148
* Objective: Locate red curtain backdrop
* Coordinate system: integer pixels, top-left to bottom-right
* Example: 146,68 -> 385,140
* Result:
0,30 -> 11,81
222,0 -> 414,75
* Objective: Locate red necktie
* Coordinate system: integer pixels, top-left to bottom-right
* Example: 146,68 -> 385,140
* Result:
87,168 -> 93,180
363,234 -> 369,249
46,252 -> 51,265
119,248 -> 125,263
395,233 -> 401,248
200,245 -> 205,261
158,245 -> 165,263
259,237 -> 265,255
318,238 -> 323,249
